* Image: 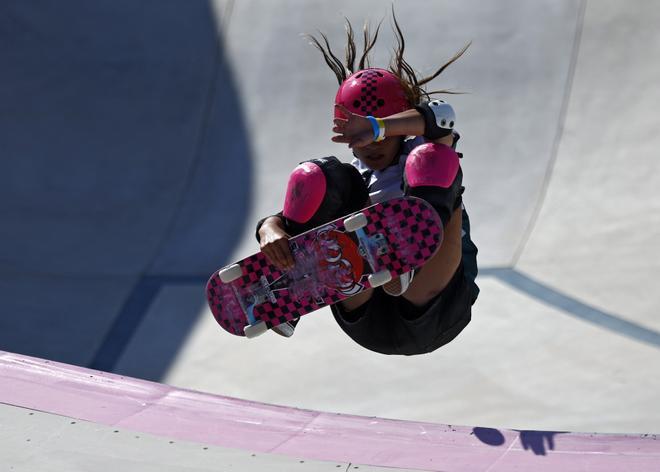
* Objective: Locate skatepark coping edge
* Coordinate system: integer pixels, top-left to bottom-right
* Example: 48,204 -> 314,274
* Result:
1,350 -> 659,472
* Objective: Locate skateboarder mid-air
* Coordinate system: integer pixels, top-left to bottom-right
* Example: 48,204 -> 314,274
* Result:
255,12 -> 479,355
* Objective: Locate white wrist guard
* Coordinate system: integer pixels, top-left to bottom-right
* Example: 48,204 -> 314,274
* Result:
414,99 -> 456,140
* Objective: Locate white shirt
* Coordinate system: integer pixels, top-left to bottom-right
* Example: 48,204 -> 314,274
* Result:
350,136 -> 426,203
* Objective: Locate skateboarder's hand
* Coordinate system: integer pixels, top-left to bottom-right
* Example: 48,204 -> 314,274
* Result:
259,219 -> 295,270
332,104 -> 374,148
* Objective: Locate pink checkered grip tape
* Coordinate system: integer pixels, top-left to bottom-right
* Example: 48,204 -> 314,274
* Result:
206,197 -> 442,336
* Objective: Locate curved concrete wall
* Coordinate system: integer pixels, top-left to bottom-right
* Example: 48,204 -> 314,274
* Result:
0,1 -> 251,363
1,0 -> 659,454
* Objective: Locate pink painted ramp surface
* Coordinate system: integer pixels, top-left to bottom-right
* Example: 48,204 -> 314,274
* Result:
1,351 -> 659,471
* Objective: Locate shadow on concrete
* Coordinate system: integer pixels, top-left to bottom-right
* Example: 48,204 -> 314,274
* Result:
0,1 -> 252,376
473,427 -> 564,456
480,268 -> 660,350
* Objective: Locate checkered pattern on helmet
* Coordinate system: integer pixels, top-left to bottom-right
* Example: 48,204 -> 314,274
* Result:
354,70 -> 387,115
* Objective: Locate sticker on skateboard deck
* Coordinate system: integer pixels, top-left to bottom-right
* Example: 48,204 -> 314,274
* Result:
206,196 -> 443,337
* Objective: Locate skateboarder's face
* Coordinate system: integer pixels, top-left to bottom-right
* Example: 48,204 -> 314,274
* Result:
352,137 -> 401,171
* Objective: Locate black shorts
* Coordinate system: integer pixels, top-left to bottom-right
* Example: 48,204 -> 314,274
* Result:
330,208 -> 479,356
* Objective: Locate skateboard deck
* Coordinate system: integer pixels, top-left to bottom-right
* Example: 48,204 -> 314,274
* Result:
206,196 -> 443,338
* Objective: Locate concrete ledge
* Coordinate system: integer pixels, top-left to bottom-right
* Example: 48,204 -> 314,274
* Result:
1,351 -> 658,471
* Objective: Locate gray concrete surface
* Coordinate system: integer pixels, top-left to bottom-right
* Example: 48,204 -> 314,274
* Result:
157,0 -> 660,434
1,1 -> 659,465
0,0 -> 252,366
0,403 -> 406,472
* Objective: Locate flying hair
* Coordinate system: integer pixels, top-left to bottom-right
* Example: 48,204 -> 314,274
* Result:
305,6 -> 470,106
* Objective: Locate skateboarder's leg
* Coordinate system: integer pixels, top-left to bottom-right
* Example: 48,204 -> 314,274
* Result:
340,288 -> 374,312
402,207 -> 462,307
403,142 -> 463,228
401,142 -> 464,307
279,156 -> 372,328
283,156 -> 368,235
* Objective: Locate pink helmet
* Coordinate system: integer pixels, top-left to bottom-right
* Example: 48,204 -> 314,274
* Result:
334,68 -> 411,119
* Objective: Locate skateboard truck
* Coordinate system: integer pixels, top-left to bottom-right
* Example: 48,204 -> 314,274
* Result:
207,197 -> 443,338
344,212 -> 392,288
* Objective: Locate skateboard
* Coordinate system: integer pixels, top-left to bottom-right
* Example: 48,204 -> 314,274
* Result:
206,196 -> 443,338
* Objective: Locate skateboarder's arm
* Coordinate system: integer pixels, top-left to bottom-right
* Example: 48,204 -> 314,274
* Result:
255,213 -> 283,242
256,214 -> 295,270
332,105 -> 454,147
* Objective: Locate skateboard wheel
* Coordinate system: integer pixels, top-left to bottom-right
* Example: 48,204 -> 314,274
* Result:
368,270 -> 392,288
244,321 -> 268,339
344,212 -> 368,232
219,264 -> 242,283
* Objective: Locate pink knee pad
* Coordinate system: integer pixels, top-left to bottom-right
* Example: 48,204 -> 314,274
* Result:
283,161 -> 327,224
404,143 -> 460,188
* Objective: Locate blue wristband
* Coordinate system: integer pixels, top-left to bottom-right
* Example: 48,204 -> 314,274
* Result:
366,116 -> 380,142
